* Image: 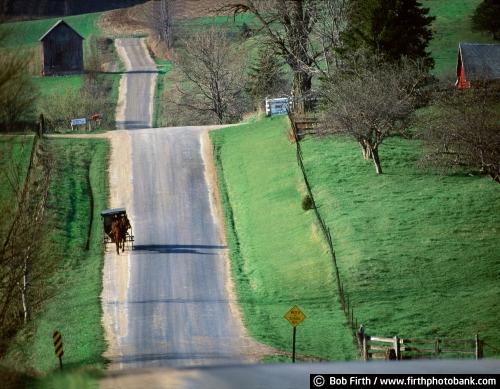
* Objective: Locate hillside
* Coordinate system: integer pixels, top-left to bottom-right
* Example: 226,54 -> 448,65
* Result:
422,0 -> 493,76
211,0 -> 500,361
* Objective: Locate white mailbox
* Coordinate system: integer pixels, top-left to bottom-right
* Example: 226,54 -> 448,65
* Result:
265,97 -> 291,116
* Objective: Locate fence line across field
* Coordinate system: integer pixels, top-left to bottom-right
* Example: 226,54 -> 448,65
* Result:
287,108 -> 499,361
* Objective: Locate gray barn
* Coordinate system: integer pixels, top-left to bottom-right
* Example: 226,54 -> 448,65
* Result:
39,20 -> 84,76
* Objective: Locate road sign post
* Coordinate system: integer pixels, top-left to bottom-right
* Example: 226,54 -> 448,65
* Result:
52,330 -> 64,369
284,305 -> 306,363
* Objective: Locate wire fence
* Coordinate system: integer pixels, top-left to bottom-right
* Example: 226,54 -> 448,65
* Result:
288,111 -> 500,360
288,111 -> 362,354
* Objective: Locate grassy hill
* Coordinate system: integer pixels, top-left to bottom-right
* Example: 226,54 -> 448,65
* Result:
0,12 -> 102,48
422,0 -> 494,76
211,116 -> 357,361
0,12 -> 122,131
301,135 -> 500,350
0,137 -> 109,381
211,1 -> 500,361
0,9 -> 112,384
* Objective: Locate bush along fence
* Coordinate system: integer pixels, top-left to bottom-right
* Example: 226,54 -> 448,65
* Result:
288,112 -> 500,361
288,112 -> 361,351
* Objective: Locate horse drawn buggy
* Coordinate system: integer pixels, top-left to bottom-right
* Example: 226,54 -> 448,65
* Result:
100,208 -> 134,254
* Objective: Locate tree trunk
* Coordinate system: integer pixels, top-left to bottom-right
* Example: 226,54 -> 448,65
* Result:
20,254 -> 29,324
289,0 -> 312,114
160,0 -> 174,49
359,140 -> 373,160
372,147 -> 383,174
292,70 -> 312,114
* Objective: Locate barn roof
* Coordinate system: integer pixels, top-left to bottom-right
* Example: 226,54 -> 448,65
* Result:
39,19 -> 84,41
458,43 -> 500,81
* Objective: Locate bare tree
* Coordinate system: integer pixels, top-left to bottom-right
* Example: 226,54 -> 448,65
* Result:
420,82 -> 500,183
171,26 -> 248,124
158,0 -> 174,49
320,54 -> 428,174
222,0 -> 350,112
310,0 -> 350,76
0,131 -> 53,338
0,30 -> 38,131
144,0 -> 175,50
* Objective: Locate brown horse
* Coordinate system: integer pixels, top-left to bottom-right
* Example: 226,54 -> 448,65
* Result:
110,215 -> 131,254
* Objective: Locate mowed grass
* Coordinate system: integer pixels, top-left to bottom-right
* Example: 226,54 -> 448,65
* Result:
33,75 -> 84,98
211,116 -> 357,361
153,58 -> 172,128
4,138 -> 109,374
300,135 -> 500,351
422,0 -> 494,76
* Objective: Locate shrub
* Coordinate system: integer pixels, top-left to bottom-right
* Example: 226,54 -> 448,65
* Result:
301,194 -> 314,211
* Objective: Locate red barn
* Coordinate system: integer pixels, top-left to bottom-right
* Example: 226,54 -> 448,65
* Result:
456,43 -> 500,89
39,20 -> 84,76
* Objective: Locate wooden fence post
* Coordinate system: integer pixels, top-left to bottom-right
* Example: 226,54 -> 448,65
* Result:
38,113 -> 45,137
434,338 -> 441,357
394,336 -> 401,360
363,334 -> 369,361
475,334 -> 483,359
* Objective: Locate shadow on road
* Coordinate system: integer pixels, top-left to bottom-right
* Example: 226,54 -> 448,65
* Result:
113,351 -> 239,364
115,120 -> 151,129
133,244 -> 227,255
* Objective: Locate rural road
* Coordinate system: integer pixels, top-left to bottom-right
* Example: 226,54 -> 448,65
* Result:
101,38 -> 268,371
115,38 -> 157,129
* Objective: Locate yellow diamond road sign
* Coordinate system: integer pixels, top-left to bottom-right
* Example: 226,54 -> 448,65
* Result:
284,305 -> 306,327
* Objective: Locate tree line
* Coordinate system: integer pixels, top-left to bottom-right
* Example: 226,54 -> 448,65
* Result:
156,0 -> 498,183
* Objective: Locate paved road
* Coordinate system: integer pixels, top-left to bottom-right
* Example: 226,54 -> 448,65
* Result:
125,127 -> 250,368
101,359 -> 500,388
102,39 -> 262,370
115,38 -> 157,129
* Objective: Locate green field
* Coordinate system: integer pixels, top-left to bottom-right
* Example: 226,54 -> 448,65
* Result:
0,12 -> 105,76
211,116 -> 357,361
1,137 -> 109,378
300,135 -> 500,351
422,0 -> 494,76
0,12 -> 122,132
0,13 -> 103,48
33,75 -> 84,98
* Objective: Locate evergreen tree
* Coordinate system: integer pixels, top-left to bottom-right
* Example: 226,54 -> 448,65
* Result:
342,0 -> 435,66
472,0 -> 500,41
247,45 -> 289,110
